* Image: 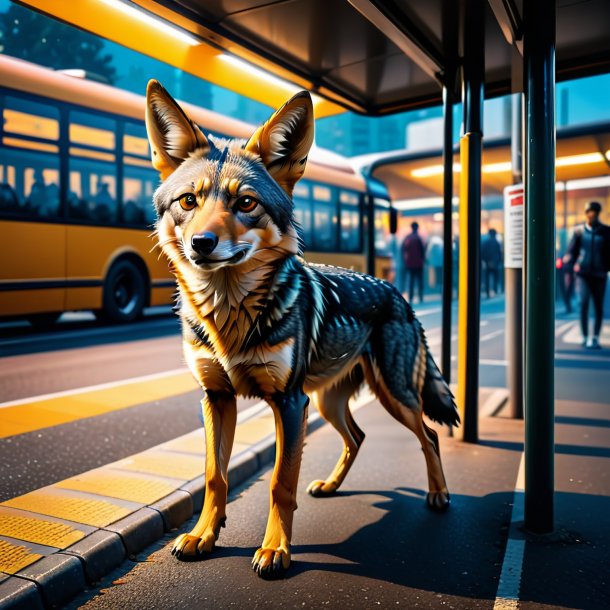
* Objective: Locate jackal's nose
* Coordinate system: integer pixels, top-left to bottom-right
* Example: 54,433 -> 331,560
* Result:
191,231 -> 219,256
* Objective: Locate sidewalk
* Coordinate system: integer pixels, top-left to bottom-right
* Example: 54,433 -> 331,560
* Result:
1,385 -> 608,609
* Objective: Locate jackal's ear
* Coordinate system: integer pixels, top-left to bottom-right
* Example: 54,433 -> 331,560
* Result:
245,91 -> 314,195
145,80 -> 210,180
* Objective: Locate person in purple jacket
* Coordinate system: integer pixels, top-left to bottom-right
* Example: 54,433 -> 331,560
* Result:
402,222 -> 426,303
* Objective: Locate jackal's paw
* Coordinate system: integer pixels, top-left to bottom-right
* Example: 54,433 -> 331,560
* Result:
171,532 -> 216,560
306,479 -> 338,497
251,547 -> 290,579
426,490 -> 451,511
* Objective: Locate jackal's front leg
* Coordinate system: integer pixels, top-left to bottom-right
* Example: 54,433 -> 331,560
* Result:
173,389 -> 236,559
252,390 -> 309,579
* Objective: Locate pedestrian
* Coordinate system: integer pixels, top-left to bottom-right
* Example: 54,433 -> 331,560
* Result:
401,221 -> 425,303
564,201 -> 610,349
481,228 -> 503,298
426,234 -> 444,292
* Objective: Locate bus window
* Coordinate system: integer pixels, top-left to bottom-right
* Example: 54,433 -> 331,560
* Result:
0,96 -> 61,218
312,184 -> 338,251
124,122 -> 150,158
68,111 -> 117,222
69,110 -> 116,150
69,159 -> 117,222
293,181 -> 312,248
3,96 -> 60,141
123,123 -> 157,225
124,168 -> 158,225
339,190 -> 361,253
374,198 -> 392,256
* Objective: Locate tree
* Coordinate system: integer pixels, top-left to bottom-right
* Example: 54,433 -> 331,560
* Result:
0,3 -> 116,83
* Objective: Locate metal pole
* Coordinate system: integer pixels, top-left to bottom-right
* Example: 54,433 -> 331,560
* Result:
523,0 -> 555,534
366,194 -> 376,277
506,94 -> 524,419
456,0 -> 484,443
441,86 -> 454,384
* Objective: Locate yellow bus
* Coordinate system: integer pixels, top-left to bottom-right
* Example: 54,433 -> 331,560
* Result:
0,55 -> 394,326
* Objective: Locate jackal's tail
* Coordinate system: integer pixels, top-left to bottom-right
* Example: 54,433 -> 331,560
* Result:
421,349 -> 460,426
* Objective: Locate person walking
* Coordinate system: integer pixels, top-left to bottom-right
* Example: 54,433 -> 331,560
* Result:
426,234 -> 444,292
481,228 -> 503,298
401,222 -> 425,303
564,201 -> 610,349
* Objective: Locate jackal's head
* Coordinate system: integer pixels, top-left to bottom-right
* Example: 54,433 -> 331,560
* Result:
145,82 -> 314,273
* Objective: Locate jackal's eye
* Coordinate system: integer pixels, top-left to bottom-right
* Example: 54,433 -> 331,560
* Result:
235,196 -> 258,213
177,193 -> 197,211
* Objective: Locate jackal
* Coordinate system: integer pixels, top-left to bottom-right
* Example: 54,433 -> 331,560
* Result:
145,82 -> 459,579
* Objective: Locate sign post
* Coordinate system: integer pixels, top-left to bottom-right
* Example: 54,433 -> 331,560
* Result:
504,183 -> 524,419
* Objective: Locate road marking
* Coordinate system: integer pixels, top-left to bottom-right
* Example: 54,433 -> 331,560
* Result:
480,388 -> 509,417
0,367 -> 190,409
0,368 -> 198,439
555,320 -> 576,338
451,356 -> 508,366
416,307 -> 442,316
494,452 -> 525,610
555,353 -> 610,363
481,329 -> 505,342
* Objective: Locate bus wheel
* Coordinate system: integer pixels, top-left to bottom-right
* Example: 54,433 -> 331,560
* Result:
28,312 -> 61,329
99,259 -> 146,323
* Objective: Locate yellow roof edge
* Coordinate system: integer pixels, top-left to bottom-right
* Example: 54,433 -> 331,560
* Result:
20,0 -> 347,119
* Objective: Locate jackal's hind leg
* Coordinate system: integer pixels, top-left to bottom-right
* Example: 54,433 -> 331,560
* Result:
364,357 -> 450,511
307,371 -> 364,497
252,390 -> 308,579
172,389 -> 237,559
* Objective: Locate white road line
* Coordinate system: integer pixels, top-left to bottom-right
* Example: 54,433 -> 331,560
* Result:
0,367 -> 190,409
480,389 -> 509,417
416,307 -> 442,316
481,329 -> 505,342
450,357 -> 508,366
555,353 -> 610,363
494,452 -> 526,610
555,320 -> 576,337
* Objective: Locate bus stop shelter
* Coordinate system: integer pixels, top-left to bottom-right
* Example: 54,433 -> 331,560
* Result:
22,0 -> 610,534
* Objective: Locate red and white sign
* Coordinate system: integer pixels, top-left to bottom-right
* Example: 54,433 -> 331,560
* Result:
504,184 -> 524,269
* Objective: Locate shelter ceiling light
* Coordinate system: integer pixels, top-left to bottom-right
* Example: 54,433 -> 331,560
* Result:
219,55 -> 322,106
556,152 -> 605,167
411,163 -> 461,178
482,161 -> 512,173
99,0 -> 200,46
393,196 -> 458,211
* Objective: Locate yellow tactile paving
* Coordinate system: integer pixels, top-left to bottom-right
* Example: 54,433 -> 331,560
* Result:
0,371 -> 198,439
55,470 -> 177,505
0,513 -> 85,548
0,539 -> 43,575
2,490 -> 131,528
233,414 -> 276,445
116,451 -> 204,481
161,431 -> 206,455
